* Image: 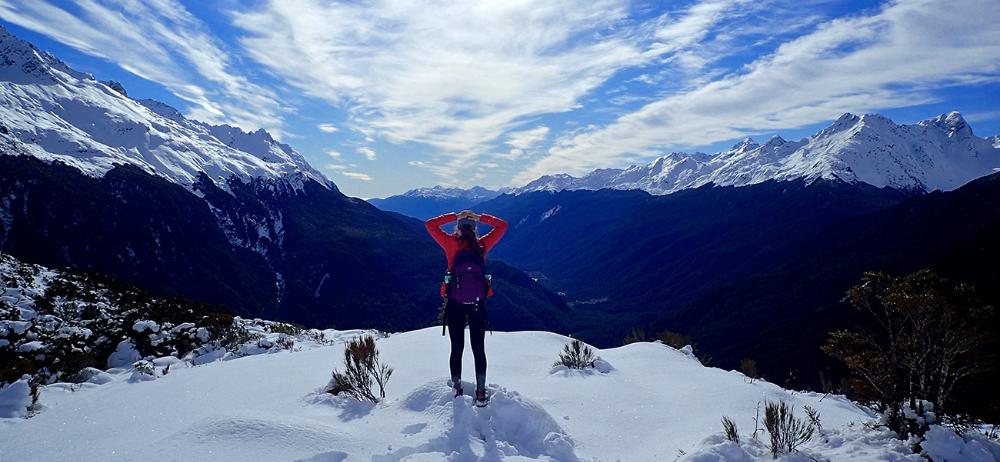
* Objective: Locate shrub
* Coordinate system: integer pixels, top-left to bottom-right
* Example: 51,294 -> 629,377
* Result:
763,400 -> 815,458
555,339 -> 597,369
823,270 -> 993,439
623,327 -> 647,345
657,330 -> 695,350
740,358 -> 759,384
721,416 -> 740,445
326,335 -> 392,403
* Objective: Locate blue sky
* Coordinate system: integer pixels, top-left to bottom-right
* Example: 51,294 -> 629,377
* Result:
1,0 -> 998,198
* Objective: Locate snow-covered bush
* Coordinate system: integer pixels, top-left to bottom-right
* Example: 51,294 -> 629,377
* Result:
326,335 -> 393,403
555,339 -> 597,369
763,400 -> 816,458
0,254 -> 253,387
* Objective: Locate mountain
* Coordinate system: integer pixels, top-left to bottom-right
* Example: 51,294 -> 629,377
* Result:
476,172 -> 1000,415
368,186 -> 501,219
480,180 -> 912,341
511,112 -> 1000,195
0,27 -> 569,334
0,25 -> 325,191
373,111 -> 999,223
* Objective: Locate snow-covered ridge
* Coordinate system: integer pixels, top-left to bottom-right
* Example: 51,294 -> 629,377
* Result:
513,112 -> 1000,195
401,185 -> 501,200
0,25 -> 328,191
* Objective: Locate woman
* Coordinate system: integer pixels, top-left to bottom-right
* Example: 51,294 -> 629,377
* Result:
425,209 -> 508,406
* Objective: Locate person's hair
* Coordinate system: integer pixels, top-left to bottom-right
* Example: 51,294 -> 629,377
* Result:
455,223 -> 483,256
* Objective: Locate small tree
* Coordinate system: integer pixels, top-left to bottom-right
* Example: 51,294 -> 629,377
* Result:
823,270 -> 993,438
555,339 -> 597,369
763,400 -> 815,458
326,335 -> 393,403
740,358 -> 759,384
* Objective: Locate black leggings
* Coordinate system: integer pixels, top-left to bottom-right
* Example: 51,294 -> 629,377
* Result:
445,300 -> 487,390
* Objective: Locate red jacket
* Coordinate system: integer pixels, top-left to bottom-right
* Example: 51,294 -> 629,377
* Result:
425,212 -> 508,270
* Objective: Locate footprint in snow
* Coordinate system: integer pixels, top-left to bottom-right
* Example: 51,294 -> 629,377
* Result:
374,380 -> 579,462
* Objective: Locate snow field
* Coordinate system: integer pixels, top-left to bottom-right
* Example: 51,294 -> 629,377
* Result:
1,327 -> 884,461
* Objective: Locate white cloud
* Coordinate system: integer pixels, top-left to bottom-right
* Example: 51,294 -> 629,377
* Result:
325,150 -> 342,158
324,163 -> 347,170
341,171 -> 373,181
317,123 -> 339,133
506,126 -> 551,150
357,147 -> 376,161
0,0 -> 284,131
964,110 -> 1000,123
499,126 -> 550,161
230,0 -> 736,179
515,0 -> 1000,184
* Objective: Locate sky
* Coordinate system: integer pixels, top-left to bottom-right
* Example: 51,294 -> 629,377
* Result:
1,0 -> 999,199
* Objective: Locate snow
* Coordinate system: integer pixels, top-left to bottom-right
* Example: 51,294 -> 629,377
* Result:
106,339 -> 141,368
511,112 -> 1000,195
4,327 -> 974,462
922,425 -> 1000,462
0,26 -> 329,192
539,205 -> 561,222
400,185 -> 501,201
132,320 -> 160,333
15,340 -> 43,352
0,376 -> 31,419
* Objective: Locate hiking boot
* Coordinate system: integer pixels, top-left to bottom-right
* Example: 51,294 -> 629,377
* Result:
453,385 -> 463,398
474,389 -> 489,407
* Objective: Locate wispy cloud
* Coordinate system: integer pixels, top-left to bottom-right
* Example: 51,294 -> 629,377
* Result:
317,123 -> 339,133
0,0 -> 285,132
500,126 -> 550,161
357,147 -> 376,161
515,0 -> 1000,183
230,0 -> 737,180
341,171 -> 373,181
964,110 -> 1000,124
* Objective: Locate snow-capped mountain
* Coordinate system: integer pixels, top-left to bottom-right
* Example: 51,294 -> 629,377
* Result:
0,25 -> 327,191
400,185 -> 500,201
368,185 -> 503,219
513,112 -> 1000,195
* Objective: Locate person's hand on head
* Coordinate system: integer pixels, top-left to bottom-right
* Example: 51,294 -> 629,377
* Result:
457,210 -> 473,220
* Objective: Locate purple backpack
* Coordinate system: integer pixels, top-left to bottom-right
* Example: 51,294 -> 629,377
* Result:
448,247 -> 488,304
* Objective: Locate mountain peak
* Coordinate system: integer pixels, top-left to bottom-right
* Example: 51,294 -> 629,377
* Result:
0,24 -> 90,83
764,134 -> 786,147
100,80 -> 128,97
921,111 -> 973,138
731,137 -> 759,151
857,112 -> 895,127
